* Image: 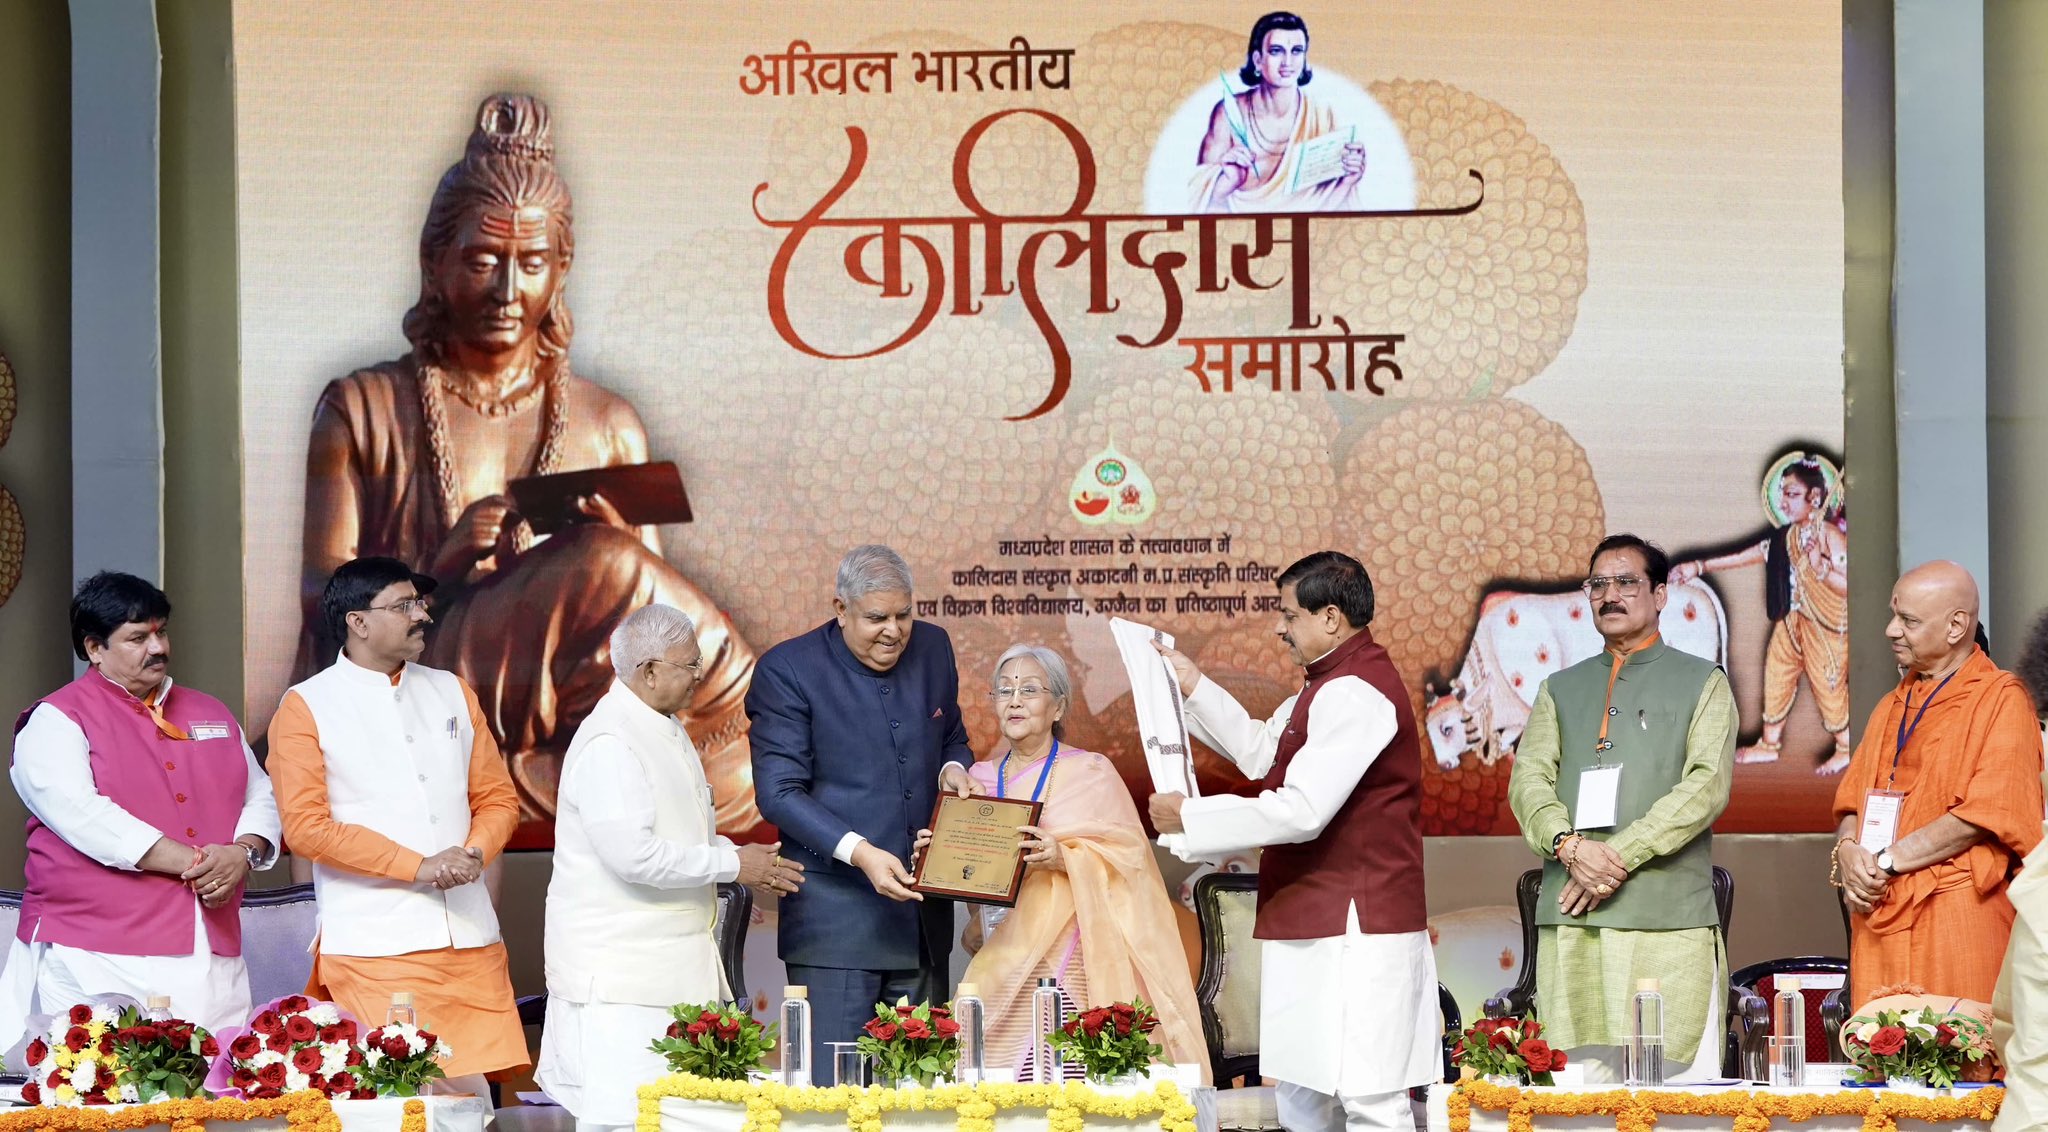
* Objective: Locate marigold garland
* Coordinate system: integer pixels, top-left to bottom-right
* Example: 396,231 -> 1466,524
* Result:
636,1072 -> 1199,1132
0,1092 -> 343,1132
1448,1078 -> 2005,1132
399,1099 -> 426,1132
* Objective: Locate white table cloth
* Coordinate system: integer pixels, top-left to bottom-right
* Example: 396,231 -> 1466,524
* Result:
1423,1082 -> 1999,1131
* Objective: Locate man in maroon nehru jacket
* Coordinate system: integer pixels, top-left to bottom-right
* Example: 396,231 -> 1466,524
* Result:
0,572 -> 279,1055
1150,551 -> 1436,1132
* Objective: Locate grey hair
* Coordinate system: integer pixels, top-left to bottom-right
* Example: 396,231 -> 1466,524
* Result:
609,604 -> 697,677
835,544 -> 914,603
992,644 -> 1071,741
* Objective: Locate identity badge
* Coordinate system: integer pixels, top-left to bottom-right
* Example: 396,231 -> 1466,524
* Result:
1574,765 -> 1622,830
190,722 -> 231,742
1861,790 -> 1906,851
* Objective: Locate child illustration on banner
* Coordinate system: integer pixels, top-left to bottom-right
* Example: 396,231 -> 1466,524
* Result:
1673,450 -> 1850,773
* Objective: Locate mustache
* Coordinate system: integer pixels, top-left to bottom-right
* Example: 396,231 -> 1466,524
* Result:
1599,603 -> 1625,616
143,656 -> 168,668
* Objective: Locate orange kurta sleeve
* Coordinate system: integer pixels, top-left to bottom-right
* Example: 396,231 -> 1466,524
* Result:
456,679 -> 520,863
1948,677 -> 2047,865
266,691 -> 426,883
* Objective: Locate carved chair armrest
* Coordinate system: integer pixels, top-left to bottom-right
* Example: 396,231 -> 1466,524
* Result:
1820,987 -> 1850,1060
1483,986 -> 1532,1020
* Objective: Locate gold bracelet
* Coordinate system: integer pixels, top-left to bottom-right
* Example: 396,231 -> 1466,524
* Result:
1827,836 -> 1855,888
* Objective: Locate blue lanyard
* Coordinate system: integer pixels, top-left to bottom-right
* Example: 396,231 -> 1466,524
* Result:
1890,668 -> 1959,786
997,739 -> 1060,802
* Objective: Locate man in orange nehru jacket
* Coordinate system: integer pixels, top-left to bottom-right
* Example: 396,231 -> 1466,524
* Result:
1831,561 -> 2043,1006
267,557 -> 525,1096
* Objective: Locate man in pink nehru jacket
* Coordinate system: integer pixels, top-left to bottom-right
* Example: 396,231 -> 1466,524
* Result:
0,572 -> 280,1052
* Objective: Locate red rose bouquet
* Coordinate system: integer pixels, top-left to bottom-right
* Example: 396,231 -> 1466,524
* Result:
1452,1016 -> 1564,1086
356,1022 -> 452,1096
109,1006 -> 219,1101
203,995 -> 370,1099
649,1002 -> 775,1081
1843,1006 -> 1992,1087
1044,999 -> 1166,1083
18,997 -> 134,1105
856,998 -> 960,1087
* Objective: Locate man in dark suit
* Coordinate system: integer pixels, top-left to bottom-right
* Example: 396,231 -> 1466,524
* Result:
746,544 -> 976,1073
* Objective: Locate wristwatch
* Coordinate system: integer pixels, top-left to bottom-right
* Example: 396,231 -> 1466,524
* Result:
240,842 -> 261,870
1876,849 -> 1899,875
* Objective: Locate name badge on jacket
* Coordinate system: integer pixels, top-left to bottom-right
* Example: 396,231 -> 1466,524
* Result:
190,722 -> 231,742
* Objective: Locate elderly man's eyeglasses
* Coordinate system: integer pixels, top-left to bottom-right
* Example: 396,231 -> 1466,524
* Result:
989,684 -> 1049,702
647,657 -> 704,675
362,597 -> 431,616
1582,575 -> 1645,598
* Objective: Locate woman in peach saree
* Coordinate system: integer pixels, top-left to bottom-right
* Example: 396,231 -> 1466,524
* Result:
929,645 -> 1208,1083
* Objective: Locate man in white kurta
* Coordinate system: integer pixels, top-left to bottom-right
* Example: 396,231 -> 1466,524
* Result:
537,605 -> 800,1132
1151,552 -> 1437,1132
2,571 -> 280,1055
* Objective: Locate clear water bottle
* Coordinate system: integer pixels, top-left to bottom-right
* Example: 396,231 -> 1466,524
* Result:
1029,977 -> 1065,1084
1769,977 -> 1806,1087
144,996 -> 172,1022
780,986 -> 812,1087
953,983 -> 987,1085
1627,978 -> 1665,1086
387,992 -> 417,1028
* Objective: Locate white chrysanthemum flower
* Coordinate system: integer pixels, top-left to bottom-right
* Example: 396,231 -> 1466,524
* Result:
363,1049 -> 384,1069
404,1032 -> 426,1056
285,1069 -> 309,1092
254,1049 -> 286,1069
118,1083 -> 140,1104
321,1046 -> 347,1076
68,1062 -> 93,1091
433,1040 -> 452,1060
308,1005 -> 340,1026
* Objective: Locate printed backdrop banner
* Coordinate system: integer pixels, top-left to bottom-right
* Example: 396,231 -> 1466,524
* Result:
234,1 -> 1846,846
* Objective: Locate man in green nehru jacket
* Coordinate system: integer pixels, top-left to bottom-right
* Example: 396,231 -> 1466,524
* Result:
1509,533 -> 1737,1082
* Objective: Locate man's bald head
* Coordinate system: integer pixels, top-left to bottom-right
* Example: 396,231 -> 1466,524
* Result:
1887,560 -> 1982,677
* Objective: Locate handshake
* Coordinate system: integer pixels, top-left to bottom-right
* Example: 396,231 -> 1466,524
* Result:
414,845 -> 485,890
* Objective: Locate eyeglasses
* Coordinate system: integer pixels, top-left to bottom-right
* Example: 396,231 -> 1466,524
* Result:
1581,575 -> 1645,598
988,684 -> 1049,702
361,597 -> 431,616
648,657 -> 704,675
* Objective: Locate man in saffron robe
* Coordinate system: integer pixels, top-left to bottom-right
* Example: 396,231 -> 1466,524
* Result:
1832,561 -> 2042,1007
